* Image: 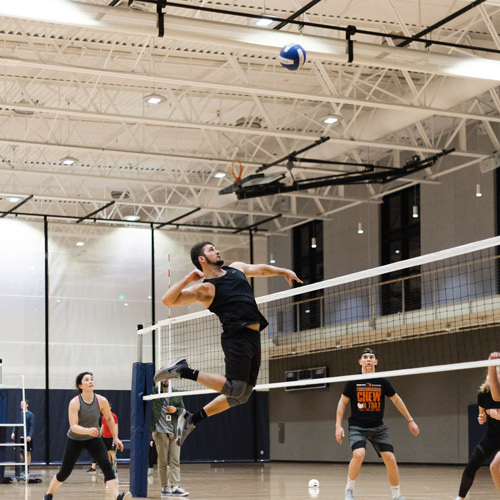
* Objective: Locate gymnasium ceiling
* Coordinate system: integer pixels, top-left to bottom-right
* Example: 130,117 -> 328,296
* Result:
0,0 -> 499,243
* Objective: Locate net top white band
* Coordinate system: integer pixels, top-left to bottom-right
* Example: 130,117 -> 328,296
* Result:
138,235 -> 500,335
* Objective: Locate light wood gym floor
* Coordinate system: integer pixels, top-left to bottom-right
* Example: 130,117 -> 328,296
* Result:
0,462 -> 498,499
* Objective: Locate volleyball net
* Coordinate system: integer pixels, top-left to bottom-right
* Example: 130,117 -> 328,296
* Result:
139,236 -> 500,399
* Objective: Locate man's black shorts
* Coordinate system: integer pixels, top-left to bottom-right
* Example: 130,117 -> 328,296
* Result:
20,437 -> 33,452
221,327 -> 261,386
103,437 -> 115,451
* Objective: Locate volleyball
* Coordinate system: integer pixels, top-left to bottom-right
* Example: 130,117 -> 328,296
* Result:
279,43 -> 306,71
308,479 -> 319,488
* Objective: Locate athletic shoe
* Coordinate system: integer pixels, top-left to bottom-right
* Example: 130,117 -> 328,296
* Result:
171,486 -> 189,496
154,357 -> 188,383
176,409 -> 196,446
43,495 -> 53,500
148,467 -> 154,475
86,467 -> 97,473
345,489 -> 355,500
161,487 -> 172,495
116,492 -> 132,500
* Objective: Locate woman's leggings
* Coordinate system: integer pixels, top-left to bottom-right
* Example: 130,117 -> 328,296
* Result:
56,436 -> 115,483
458,428 -> 500,498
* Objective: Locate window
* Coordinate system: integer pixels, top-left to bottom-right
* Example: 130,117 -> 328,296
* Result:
293,220 -> 324,330
381,186 -> 421,314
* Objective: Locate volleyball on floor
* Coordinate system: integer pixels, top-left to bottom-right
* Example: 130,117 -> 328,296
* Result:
308,479 -> 319,488
279,43 -> 306,71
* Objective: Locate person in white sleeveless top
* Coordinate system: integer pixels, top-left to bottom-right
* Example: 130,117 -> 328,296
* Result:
43,371 -> 131,500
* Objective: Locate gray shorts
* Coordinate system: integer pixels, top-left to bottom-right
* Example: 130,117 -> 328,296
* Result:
348,424 -> 394,456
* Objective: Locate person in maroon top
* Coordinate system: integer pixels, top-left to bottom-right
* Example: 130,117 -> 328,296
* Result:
154,241 -> 301,446
335,348 -> 419,500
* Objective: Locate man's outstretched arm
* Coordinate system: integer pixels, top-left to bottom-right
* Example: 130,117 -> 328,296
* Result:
231,262 -> 303,287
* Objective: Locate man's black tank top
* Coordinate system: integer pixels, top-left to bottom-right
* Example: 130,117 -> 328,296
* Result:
204,266 -> 268,334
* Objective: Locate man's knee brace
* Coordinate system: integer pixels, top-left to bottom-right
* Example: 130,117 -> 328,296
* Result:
221,379 -> 253,407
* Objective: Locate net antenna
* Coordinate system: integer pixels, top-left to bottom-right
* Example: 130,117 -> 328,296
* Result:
139,235 -> 500,401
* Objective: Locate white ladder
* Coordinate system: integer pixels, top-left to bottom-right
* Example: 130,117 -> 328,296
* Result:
0,374 -> 29,478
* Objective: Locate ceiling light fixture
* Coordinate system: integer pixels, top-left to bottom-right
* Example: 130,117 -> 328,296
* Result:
13,108 -> 35,116
214,172 -> 226,178
357,222 -> 364,234
251,17 -> 275,27
311,237 -> 317,249
76,241 -> 85,247
144,94 -> 165,105
61,156 -> 77,166
123,214 -> 141,222
7,197 -> 21,203
476,184 -> 482,197
324,116 -> 340,124
269,253 -> 276,264
412,205 -> 419,218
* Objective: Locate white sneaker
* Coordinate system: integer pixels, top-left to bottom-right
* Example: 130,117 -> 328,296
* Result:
345,489 -> 355,500
171,486 -> 189,496
161,487 -> 172,496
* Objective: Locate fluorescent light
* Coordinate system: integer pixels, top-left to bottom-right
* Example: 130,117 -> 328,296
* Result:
76,241 -> 85,247
214,172 -> 226,178
324,116 -> 339,124
7,197 -> 21,203
124,214 -> 141,222
0,0 -> 97,26
446,58 -> 500,82
145,94 -> 164,105
61,156 -> 77,166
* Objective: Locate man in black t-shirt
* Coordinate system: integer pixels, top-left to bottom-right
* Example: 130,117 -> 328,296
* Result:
335,348 -> 419,500
154,241 -> 301,446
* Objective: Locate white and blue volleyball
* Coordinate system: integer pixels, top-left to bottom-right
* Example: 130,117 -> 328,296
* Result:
279,43 -> 306,71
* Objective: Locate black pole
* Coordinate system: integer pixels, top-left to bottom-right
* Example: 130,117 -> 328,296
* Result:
43,216 -> 50,465
151,225 -> 156,370
249,229 -> 254,291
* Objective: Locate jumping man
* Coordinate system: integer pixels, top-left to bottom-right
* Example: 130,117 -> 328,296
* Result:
154,241 -> 302,446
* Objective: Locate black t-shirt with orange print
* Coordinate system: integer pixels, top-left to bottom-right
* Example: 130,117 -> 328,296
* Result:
343,378 -> 396,428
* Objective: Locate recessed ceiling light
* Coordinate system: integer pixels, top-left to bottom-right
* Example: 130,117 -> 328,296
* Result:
251,17 -> 275,27
61,156 -> 77,166
13,109 -> 35,116
214,172 -> 226,178
324,116 -> 340,124
7,197 -> 21,203
144,94 -> 165,105
76,241 -> 85,247
124,214 -> 141,222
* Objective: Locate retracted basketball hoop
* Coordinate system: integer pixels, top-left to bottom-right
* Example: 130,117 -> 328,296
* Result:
232,159 -> 243,183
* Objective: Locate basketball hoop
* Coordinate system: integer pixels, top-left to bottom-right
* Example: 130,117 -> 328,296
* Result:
232,160 -> 243,183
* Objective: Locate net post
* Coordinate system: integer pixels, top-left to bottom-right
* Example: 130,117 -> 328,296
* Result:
137,324 -> 143,362
130,361 -> 154,498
